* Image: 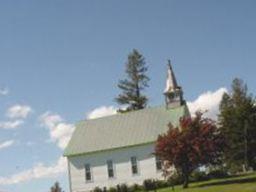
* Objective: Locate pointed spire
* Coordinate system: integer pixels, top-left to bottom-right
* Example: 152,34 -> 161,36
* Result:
164,60 -> 178,93
163,60 -> 184,108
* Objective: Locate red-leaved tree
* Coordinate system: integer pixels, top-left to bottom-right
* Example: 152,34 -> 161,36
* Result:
155,112 -> 225,188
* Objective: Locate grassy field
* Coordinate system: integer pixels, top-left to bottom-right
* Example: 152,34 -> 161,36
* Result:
159,172 -> 256,192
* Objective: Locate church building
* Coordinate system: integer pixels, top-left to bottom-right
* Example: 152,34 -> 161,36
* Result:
64,62 -> 189,192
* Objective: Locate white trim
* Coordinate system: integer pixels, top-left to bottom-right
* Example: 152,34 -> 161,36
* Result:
67,159 -> 73,192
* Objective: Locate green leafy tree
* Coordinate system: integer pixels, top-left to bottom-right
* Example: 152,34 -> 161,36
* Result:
219,78 -> 256,172
50,182 -> 63,192
115,49 -> 149,112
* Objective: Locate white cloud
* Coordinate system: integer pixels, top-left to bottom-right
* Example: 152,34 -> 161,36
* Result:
0,157 -> 66,185
0,120 -> 24,129
6,105 -> 32,119
187,87 -> 227,120
39,112 -> 74,149
86,106 -> 117,119
0,140 -> 14,150
0,111 -> 73,185
39,112 -> 62,128
0,88 -> 9,96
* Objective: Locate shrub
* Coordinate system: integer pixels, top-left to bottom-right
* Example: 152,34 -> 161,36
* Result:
116,184 -> 121,192
120,184 -> 128,192
143,179 -> 157,191
93,187 -> 103,192
207,169 -> 229,179
129,184 -> 143,192
190,171 -> 209,182
167,173 -> 183,186
155,180 -> 168,189
108,187 -> 117,192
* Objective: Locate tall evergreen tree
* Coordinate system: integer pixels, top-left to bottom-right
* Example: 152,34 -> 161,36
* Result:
219,78 -> 256,172
116,49 -> 149,112
50,182 -> 63,192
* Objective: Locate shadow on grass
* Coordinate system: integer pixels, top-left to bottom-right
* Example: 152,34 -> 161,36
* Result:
194,177 -> 256,188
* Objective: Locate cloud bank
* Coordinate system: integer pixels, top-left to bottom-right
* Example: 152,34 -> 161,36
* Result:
0,111 -> 74,186
0,157 -> 66,185
0,106 -> 118,185
187,87 -> 227,120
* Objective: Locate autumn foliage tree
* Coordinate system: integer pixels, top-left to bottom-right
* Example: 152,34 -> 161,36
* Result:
155,112 -> 225,188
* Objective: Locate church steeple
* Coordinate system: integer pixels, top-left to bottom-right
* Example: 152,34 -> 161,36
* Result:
164,60 -> 178,93
164,60 -> 184,108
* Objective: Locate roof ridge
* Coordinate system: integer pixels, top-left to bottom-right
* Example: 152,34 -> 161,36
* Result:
81,105 -> 166,122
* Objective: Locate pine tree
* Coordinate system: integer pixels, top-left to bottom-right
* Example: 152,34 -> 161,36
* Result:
219,78 -> 256,172
50,182 -> 63,192
115,49 -> 149,112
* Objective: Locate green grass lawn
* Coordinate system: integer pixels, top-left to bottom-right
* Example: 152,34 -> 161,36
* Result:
159,172 -> 256,192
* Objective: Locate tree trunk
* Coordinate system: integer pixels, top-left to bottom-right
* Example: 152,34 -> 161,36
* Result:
183,174 -> 189,188
181,164 -> 189,188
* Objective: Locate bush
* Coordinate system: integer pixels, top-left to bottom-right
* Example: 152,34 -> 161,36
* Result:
93,187 -> 103,192
207,169 -> 229,179
108,179 -> 172,192
120,184 -> 128,192
190,171 -> 209,182
116,184 -> 121,192
143,179 -> 157,191
167,173 -> 183,186
108,187 -> 117,192
155,180 -> 169,189
129,184 -> 143,192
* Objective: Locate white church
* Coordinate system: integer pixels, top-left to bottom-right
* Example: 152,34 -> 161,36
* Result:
64,62 -> 189,192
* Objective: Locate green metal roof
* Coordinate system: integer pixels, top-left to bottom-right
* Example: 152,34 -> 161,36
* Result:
64,104 -> 189,157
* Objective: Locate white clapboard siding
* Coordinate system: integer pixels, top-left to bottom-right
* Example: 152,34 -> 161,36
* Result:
68,143 -> 164,192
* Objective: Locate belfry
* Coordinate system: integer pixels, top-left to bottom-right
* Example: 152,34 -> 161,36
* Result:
164,60 -> 184,108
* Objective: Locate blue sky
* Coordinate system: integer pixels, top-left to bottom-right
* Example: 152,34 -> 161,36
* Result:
0,1 -> 255,192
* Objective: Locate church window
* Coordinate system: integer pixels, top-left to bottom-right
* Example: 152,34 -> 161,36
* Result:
131,156 -> 138,175
107,160 -> 115,178
85,164 -> 92,181
155,156 -> 162,171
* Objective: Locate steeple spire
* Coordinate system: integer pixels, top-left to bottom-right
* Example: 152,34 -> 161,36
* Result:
164,60 -> 178,93
163,60 -> 184,108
